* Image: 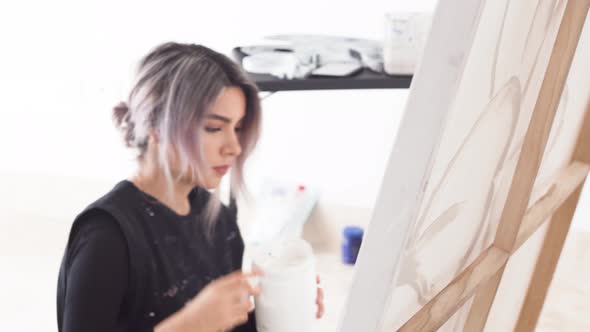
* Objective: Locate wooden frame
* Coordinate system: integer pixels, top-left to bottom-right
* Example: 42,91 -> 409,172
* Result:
398,1 -> 590,330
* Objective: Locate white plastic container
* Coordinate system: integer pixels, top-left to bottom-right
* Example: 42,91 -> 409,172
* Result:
250,239 -> 317,332
383,12 -> 432,75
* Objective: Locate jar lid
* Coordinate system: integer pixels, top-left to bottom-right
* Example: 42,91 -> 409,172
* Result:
343,226 -> 364,240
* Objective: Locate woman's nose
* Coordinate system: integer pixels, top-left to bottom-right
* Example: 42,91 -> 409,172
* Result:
224,132 -> 242,157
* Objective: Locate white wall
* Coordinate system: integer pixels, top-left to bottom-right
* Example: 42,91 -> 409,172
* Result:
0,0 -> 436,203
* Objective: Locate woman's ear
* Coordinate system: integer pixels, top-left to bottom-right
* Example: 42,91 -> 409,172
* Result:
149,130 -> 160,145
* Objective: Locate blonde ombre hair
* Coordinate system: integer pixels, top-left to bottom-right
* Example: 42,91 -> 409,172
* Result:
112,42 -> 261,238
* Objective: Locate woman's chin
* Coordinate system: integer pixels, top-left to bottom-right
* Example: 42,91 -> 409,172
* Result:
201,177 -> 222,190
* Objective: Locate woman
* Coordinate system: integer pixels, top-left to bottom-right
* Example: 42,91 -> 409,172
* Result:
57,42 -> 324,332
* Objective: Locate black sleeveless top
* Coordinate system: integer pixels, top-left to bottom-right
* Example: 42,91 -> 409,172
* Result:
57,180 -> 256,331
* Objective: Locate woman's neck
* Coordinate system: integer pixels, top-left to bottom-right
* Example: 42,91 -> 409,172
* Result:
129,166 -> 194,216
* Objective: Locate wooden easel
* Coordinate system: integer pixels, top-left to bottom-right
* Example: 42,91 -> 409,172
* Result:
398,0 -> 590,330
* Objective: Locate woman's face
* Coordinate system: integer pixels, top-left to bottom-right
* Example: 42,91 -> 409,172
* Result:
195,86 -> 246,189
154,86 -> 246,189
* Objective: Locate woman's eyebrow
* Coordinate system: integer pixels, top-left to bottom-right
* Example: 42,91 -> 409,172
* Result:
205,113 -> 244,123
205,114 -> 231,123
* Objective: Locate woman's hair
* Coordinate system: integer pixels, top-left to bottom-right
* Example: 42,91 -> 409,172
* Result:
112,42 -> 261,239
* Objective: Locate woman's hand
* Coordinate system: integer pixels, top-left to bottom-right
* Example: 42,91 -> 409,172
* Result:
155,270 -> 262,332
316,275 -> 325,319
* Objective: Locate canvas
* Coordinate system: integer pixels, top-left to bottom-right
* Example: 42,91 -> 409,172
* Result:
339,0 -> 589,331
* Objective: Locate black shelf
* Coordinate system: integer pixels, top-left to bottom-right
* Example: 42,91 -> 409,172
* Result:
232,48 -> 412,92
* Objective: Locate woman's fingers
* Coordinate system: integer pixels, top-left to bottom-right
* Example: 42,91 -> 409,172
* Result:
230,295 -> 254,326
222,270 -> 264,285
235,296 -> 254,313
316,285 -> 325,319
230,312 -> 249,328
220,271 -> 262,297
317,306 -> 325,319
247,299 -> 255,312
231,278 -> 258,308
316,301 -> 325,318
236,277 -> 261,296
243,269 -> 265,279
317,287 -> 324,302
252,264 -> 265,275
227,289 -> 255,328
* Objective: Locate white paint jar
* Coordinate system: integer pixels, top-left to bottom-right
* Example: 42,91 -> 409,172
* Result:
251,238 -> 316,332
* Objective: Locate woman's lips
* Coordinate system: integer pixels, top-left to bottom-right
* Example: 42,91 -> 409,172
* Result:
213,166 -> 229,176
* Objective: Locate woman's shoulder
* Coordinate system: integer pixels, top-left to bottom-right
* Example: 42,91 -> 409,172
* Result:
64,209 -> 128,268
66,181 -> 136,243
71,180 -> 146,226
71,209 -> 125,245
84,180 -> 139,210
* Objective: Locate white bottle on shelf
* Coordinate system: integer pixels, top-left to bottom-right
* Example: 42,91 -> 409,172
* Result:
383,12 -> 432,75
244,179 -> 319,247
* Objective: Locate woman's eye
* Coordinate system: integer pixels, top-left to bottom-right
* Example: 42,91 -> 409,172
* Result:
205,127 -> 221,133
235,127 -> 243,132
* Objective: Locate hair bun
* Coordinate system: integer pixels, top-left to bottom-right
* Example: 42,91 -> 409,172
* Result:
113,102 -> 130,128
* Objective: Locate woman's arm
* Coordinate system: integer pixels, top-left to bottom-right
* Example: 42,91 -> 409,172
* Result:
154,270 -> 261,332
226,210 -> 259,332
60,213 -> 129,332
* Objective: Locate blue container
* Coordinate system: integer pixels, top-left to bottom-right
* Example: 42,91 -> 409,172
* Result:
342,226 -> 364,265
